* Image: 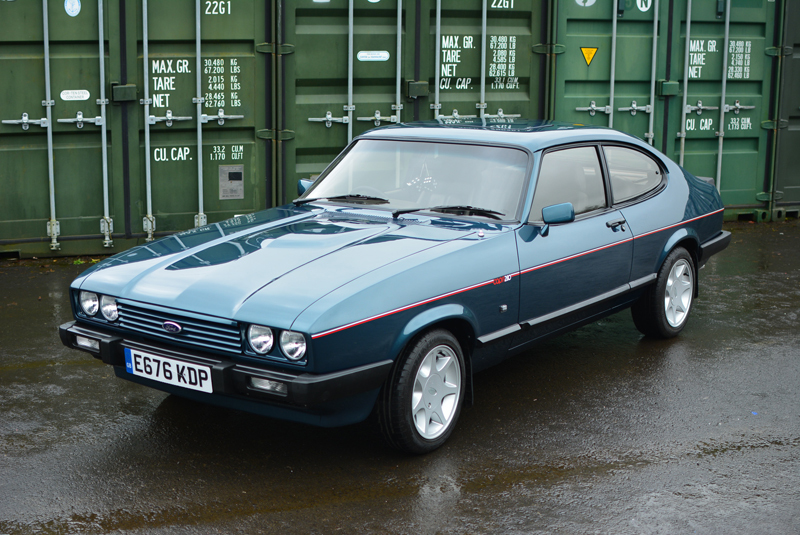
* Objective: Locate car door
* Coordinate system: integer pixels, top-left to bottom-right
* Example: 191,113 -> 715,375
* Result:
515,145 -> 634,341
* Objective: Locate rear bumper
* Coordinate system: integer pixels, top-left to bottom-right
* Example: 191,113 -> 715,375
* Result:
59,321 -> 392,408
698,230 -> 732,267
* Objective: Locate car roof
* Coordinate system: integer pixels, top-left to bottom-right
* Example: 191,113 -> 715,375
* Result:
358,119 -> 647,153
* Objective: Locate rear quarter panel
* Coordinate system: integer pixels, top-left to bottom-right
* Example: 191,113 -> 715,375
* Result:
621,159 -> 725,280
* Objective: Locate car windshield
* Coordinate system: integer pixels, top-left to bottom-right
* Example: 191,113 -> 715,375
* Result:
301,139 -> 529,220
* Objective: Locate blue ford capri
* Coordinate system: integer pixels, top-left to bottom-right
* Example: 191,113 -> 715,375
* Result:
60,120 -> 730,454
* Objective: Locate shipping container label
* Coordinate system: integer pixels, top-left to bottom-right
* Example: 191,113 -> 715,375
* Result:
153,147 -> 192,162
727,40 -> 753,80
146,56 -> 248,116
219,164 -> 244,200
203,58 -> 244,109
688,39 -> 721,79
60,89 -> 90,101
439,34 -> 520,91
357,51 -> 390,62
150,58 -> 192,109
489,35 -> 520,90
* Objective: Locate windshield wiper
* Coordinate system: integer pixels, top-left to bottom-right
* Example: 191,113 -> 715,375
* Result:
293,194 -> 390,206
392,205 -> 505,220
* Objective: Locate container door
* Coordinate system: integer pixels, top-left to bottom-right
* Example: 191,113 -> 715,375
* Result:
422,0 -> 547,123
0,0 -> 110,252
553,0 -> 666,145
774,0 -> 800,214
278,0 -> 547,207
552,0 -> 780,220
668,1 -> 777,216
278,0 -> 408,206
132,0 -> 269,239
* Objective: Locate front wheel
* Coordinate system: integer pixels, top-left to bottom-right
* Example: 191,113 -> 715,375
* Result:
632,247 -> 696,338
378,329 -> 466,454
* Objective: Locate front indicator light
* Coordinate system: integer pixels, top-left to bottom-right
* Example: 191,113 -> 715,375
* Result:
248,324 -> 274,354
250,377 -> 288,395
100,295 -> 119,321
75,335 -> 100,352
79,291 -> 99,316
280,330 -> 307,361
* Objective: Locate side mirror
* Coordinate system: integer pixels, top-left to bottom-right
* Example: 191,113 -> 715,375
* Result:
540,202 -> 575,236
297,178 -> 316,196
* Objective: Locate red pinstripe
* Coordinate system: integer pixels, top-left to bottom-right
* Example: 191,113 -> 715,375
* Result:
309,208 -> 724,339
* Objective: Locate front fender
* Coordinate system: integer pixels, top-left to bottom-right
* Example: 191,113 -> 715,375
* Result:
389,303 -> 479,362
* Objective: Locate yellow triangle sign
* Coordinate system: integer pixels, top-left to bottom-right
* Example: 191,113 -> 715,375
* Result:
581,47 -> 598,66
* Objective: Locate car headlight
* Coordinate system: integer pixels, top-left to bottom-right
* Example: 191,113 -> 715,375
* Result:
79,291 -> 99,316
280,330 -> 307,361
100,295 -> 118,321
248,325 -> 274,355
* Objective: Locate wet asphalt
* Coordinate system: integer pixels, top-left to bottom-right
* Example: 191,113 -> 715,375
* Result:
0,221 -> 798,534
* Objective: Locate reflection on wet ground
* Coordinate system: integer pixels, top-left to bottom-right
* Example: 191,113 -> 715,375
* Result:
1,221 -> 798,534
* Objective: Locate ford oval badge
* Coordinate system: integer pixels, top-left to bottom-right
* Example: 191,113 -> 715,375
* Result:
162,321 -> 182,334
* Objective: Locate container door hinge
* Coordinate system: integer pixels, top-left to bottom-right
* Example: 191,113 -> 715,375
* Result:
256,43 -> 295,55
765,46 -> 793,57
47,220 -> 61,251
100,217 -> 114,248
257,129 -> 295,141
761,119 -> 788,130
532,43 -> 565,55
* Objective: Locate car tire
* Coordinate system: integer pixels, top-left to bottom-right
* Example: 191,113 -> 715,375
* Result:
632,247 -> 696,339
378,329 -> 466,454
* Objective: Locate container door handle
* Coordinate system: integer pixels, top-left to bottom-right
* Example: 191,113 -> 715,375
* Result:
200,108 -> 245,126
2,112 -> 49,130
308,110 -> 350,128
722,100 -> 755,115
618,101 -> 652,116
57,111 -> 103,128
147,109 -> 193,127
576,101 -> 611,117
356,110 -> 398,127
436,109 -> 478,120
685,100 -> 719,116
483,108 -> 522,119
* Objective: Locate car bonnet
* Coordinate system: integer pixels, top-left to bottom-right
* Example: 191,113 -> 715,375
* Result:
75,208 -> 490,327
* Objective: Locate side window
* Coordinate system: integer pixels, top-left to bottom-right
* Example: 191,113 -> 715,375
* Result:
604,146 -> 662,204
528,146 -> 607,222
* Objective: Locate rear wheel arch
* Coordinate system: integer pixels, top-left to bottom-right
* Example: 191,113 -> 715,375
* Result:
659,232 -> 700,297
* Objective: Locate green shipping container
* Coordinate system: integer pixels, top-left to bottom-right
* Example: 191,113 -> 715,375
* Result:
0,0 -> 271,257
278,0 -> 549,206
552,0 -> 783,221
0,0 -> 792,258
773,0 -> 800,219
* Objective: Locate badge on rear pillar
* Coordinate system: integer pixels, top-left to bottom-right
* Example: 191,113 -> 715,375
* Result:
162,321 -> 182,334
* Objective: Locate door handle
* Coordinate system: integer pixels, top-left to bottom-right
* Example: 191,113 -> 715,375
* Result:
606,218 -> 626,232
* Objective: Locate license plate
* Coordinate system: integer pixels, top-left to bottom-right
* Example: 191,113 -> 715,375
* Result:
124,348 -> 213,393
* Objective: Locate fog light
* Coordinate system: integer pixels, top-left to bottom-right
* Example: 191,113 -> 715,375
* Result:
75,335 -> 100,352
250,377 -> 288,395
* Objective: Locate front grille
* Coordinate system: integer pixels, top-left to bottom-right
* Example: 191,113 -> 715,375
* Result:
117,302 -> 242,354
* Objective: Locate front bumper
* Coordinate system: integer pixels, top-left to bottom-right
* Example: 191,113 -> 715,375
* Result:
59,321 -> 392,407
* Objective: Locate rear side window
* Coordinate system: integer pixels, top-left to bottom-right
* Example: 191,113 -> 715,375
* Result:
529,146 -> 606,222
604,146 -> 662,204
